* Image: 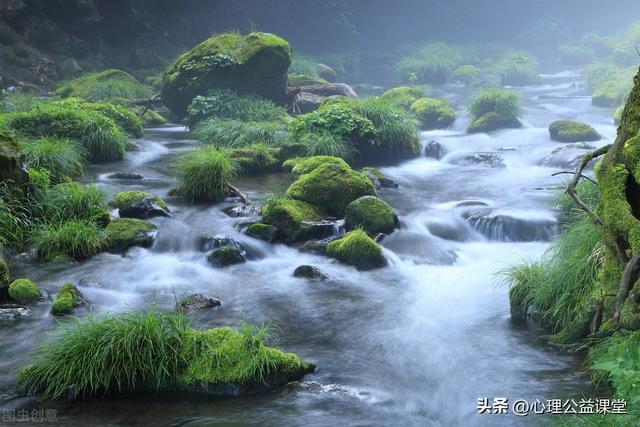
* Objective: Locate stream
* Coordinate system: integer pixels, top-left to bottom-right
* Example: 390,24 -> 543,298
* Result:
0,70 -> 615,426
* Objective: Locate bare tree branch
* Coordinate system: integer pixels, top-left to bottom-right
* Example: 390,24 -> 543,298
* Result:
614,254 -> 640,322
551,171 -> 597,184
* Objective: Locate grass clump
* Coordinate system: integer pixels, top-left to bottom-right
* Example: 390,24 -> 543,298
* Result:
51,283 -> 83,315
20,137 -> 87,181
451,65 -> 482,85
0,92 -> 40,113
326,229 -> 387,270
55,69 -> 152,102
192,119 -> 287,148
494,52 -> 541,86
85,102 -> 144,138
173,146 -> 239,203
467,87 -> 522,133
40,182 -> 107,223
396,42 -> 465,85
33,219 -> 107,262
410,98 -> 456,130
8,279 -> 41,303
299,130 -> 356,160
380,86 -> 430,110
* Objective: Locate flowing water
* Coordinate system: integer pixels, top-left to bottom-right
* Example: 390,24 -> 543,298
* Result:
0,71 -> 615,426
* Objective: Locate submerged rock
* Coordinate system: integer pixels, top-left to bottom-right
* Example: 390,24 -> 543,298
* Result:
463,208 -> 557,242
451,152 -> 506,168
424,140 -> 445,159
541,142 -> 596,170
107,172 -> 144,180
0,304 -> 29,321
293,265 -> 330,280
199,234 -> 245,253
222,204 -> 260,218
111,191 -> 170,219
177,294 -> 222,312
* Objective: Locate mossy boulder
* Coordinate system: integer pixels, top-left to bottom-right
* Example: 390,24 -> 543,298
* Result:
344,196 -> 398,235
326,230 -> 387,270
246,222 -> 279,242
111,191 -> 170,219
317,63 -> 337,82
51,283 -> 84,315
0,257 -> 10,299
548,120 -> 601,143
451,65 -> 482,85
207,247 -> 246,267
142,110 -> 168,126
290,156 -> 349,175
161,32 -> 292,118
261,197 -> 326,242
467,112 -> 522,134
410,98 -> 456,130
0,132 -> 28,185
105,218 -> 158,253
380,86 -> 427,110
286,163 -> 376,216
8,279 -> 42,304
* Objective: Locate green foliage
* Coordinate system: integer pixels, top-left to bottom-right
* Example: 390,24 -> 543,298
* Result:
582,62 -> 624,93
8,278 -> 41,303
0,183 -> 38,251
493,52 -> 541,86
467,87 -> 522,120
51,284 -> 82,315
397,42 -> 466,84
326,229 -> 386,270
55,69 -> 152,102
591,67 -> 636,108
21,137 -> 87,181
173,146 -> 239,203
291,155 -> 349,175
289,54 -> 320,76
410,97 -> 456,130
18,309 -> 189,399
290,103 -> 375,144
184,89 -> 288,130
229,144 -> 280,174
40,182 -> 106,223
380,86 -> 430,110
34,219 -> 107,261
192,118 -> 287,148
555,180 -> 600,227
299,130 -> 356,160
558,44 -> 595,65
0,92 -> 39,113
85,102 -> 144,138
450,65 -> 482,85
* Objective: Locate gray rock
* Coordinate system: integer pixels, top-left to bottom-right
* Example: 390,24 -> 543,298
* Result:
452,152 -> 505,168
293,265 -> 330,280
119,196 -> 170,219
108,172 -> 144,180
0,303 -> 29,321
177,294 -> 221,312
296,83 -> 357,98
425,140 -> 445,159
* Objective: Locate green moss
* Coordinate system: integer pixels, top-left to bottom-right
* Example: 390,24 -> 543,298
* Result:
229,145 -> 281,174
290,155 -> 349,175
261,197 -> 325,242
592,68 -> 635,108
246,222 -> 279,242
344,196 -> 397,235
0,131 -> 28,184
410,98 -> 456,130
55,69 -> 152,101
85,102 -> 144,138
326,230 -> 386,270
111,191 -> 169,211
51,283 -> 83,315
286,163 -> 376,216
548,120 -> 601,142
142,110 -> 167,126
105,218 -> 157,253
361,167 -> 384,180
467,112 -> 522,134
8,279 -> 41,303
380,86 -> 429,110
207,247 -> 245,267
162,32 -> 292,117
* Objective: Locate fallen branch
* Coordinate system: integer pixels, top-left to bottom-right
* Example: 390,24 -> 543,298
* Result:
551,171 -> 597,184
227,182 -> 249,204
614,254 -> 640,322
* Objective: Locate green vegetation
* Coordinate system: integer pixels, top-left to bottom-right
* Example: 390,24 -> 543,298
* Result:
17,309 -> 312,399
380,86 -> 430,110
557,44 -> 595,66
8,279 -> 41,303
0,131 -> 29,185
261,196 -> 325,242
494,52 -> 541,86
85,102 -> 144,138
111,190 -> 168,212
34,219 -> 107,262
245,222 -> 278,242
344,196 -> 397,235
161,32 -> 292,117
467,87 -> 522,133
450,65 -> 482,85
173,146 -> 239,203
548,120 -> 601,143
290,156 -> 349,175
396,42 -> 465,85
51,284 -> 83,315
192,119 -> 287,148
0,257 -> 10,298
41,183 -> 107,224
410,98 -> 456,130
326,229 -> 386,270
20,137 -> 86,181
289,54 -> 320,77
105,218 -> 157,253
229,144 -> 280,174
0,92 -> 40,113
55,69 -> 152,102
298,130 -> 355,160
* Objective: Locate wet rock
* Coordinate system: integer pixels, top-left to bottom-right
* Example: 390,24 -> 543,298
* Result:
107,172 -> 144,180
541,142 -> 596,170
362,167 -> 398,189
295,83 -> 357,98
207,247 -> 246,267
383,231 -> 458,265
424,140 -> 445,159
317,63 -> 337,82
105,218 -> 157,253
0,303 -> 29,321
222,204 -> 260,218
199,234 -> 245,253
112,191 -> 170,219
463,208 -> 557,242
344,196 -> 398,235
326,230 -> 387,270
467,113 -> 522,134
549,120 -> 601,143
246,223 -> 279,242
451,152 -> 505,168
424,217 -> 478,242
294,91 -> 324,113
293,265 -> 330,280
177,294 -> 222,312
298,238 -> 335,255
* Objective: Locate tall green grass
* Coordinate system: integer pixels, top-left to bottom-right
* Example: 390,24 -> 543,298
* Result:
33,219 -> 107,261
40,182 -> 106,223
467,87 -> 522,120
192,119 -> 287,148
55,69 -> 152,102
21,137 -> 87,180
173,146 -> 239,203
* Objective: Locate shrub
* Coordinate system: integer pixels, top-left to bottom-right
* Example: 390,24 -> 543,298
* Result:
582,62 -> 624,93
33,219 -> 107,261
85,102 -> 144,138
40,182 -> 106,223
55,69 -> 152,101
21,137 -> 87,181
192,119 -> 287,148
289,103 -> 376,146
8,278 -> 41,303
184,89 -> 288,130
173,146 -> 239,203
467,87 -> 522,120
396,42 -> 465,84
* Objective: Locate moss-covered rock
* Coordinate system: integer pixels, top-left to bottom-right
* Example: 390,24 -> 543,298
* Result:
8,279 -> 42,304
548,120 -> 601,143
286,163 -> 376,215
380,86 -> 427,110
51,283 -> 84,315
451,65 -> 482,85
105,218 -> 158,253
0,132 -> 28,185
467,112 -> 522,134
207,247 -> 246,267
111,191 -> 169,219
290,155 -> 349,175
0,257 -> 10,299
592,76 -> 633,108
261,197 -> 326,242
246,222 -> 279,242
344,196 -> 398,235
410,98 -> 456,130
326,230 -> 387,270
161,32 -> 292,118
317,63 -> 337,82
229,147 -> 280,174
54,69 -> 152,101
142,110 -> 168,126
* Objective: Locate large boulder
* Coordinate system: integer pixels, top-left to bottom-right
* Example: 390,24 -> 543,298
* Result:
0,132 -> 28,185
161,32 -> 292,117
467,112 -> 522,134
344,196 -> 398,235
548,120 -> 601,142
111,191 -> 170,219
326,230 -> 387,270
410,98 -> 456,130
261,197 -> 327,242
286,163 -> 377,216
